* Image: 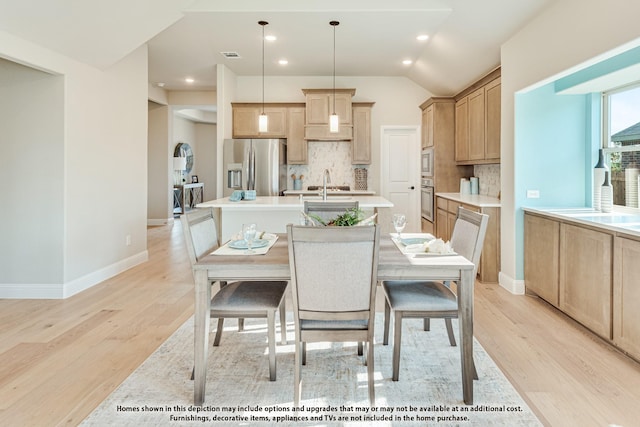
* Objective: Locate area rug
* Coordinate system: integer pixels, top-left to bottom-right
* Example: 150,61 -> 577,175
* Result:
82,314 -> 541,426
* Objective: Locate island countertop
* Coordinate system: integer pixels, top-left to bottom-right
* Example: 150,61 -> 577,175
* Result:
198,195 -> 393,241
199,195 -> 393,210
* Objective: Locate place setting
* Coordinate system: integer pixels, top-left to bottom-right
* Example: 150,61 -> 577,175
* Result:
212,223 -> 278,256
390,213 -> 457,260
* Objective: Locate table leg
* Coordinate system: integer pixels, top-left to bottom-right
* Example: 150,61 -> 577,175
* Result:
194,270 -> 211,405
458,268 -> 474,405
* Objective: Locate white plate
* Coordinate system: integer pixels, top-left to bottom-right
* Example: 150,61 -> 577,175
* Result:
228,239 -> 270,249
413,251 -> 457,257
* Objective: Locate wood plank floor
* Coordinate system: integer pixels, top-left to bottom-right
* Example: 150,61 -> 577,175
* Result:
1,221 -> 639,426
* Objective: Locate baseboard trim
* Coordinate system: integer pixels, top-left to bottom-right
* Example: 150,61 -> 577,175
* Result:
498,272 -> 525,295
0,251 -> 148,299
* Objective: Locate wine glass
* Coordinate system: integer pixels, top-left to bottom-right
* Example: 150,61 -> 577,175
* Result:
242,223 -> 257,254
392,214 -> 407,241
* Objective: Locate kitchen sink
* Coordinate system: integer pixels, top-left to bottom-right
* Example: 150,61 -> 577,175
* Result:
302,195 -> 353,201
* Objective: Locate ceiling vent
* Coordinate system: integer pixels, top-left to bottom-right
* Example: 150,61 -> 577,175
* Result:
221,52 -> 242,59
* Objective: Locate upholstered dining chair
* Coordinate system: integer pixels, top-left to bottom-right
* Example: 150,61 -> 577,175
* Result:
303,200 -> 359,226
181,208 -> 287,381
287,223 -> 380,406
381,207 -> 489,381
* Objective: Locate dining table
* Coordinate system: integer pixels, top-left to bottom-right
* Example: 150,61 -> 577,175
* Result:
191,233 -> 476,406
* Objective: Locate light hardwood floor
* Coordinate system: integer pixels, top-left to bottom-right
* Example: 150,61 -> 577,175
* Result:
1,221 -> 639,426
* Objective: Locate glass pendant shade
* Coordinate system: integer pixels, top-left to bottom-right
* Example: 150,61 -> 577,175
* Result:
258,113 -> 268,132
329,113 -> 339,133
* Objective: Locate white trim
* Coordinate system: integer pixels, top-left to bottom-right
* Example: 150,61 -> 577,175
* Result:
498,271 -> 525,295
0,250 -> 148,299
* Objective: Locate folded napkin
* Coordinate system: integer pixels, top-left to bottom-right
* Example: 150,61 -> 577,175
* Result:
212,232 -> 278,256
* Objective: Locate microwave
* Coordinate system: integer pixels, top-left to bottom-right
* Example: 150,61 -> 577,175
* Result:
421,148 -> 434,177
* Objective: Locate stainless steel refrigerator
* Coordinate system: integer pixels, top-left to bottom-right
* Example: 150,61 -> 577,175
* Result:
223,139 -> 287,197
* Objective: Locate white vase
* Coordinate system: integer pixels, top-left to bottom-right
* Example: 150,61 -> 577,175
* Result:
593,149 -> 607,211
601,171 -> 613,213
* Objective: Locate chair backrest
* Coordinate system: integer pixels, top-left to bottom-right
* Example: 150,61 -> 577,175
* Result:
287,224 -> 380,321
180,208 -> 220,266
303,201 -> 359,226
450,207 -> 489,277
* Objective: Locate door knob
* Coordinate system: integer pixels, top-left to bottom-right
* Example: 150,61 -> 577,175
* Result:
409,186 -> 415,190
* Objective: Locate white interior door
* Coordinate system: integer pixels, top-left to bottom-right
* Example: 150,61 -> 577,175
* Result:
380,126 -> 421,232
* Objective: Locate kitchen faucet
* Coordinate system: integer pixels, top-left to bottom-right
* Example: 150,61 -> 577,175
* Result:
322,169 -> 332,201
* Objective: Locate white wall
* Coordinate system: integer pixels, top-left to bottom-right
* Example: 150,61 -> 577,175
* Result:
0,30 -> 149,298
148,102 -> 171,224
499,0 -> 640,290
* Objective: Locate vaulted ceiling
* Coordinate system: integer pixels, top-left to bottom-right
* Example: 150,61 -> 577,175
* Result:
0,0 -> 552,96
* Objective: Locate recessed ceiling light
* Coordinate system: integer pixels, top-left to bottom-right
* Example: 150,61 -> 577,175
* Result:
278,59 -> 288,65
402,60 -> 413,65
417,34 -> 429,41
156,82 -> 165,87
185,77 -> 194,83
265,35 -> 276,41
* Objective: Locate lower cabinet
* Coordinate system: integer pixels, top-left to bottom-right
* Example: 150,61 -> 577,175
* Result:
525,212 -> 640,360
435,196 -> 500,283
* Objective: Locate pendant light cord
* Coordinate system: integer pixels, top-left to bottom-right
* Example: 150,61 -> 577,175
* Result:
259,21 -> 268,115
331,21 -> 339,115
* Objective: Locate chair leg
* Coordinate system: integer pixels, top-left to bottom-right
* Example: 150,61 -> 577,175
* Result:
358,342 -> 364,356
392,311 -> 403,381
363,342 -> 367,366
423,318 -> 430,331
279,300 -> 287,345
238,318 -> 245,331
445,318 -> 457,346
383,298 -> 391,345
472,357 -> 479,380
294,340 -> 302,406
213,318 -> 224,346
367,339 -> 375,405
267,310 -> 276,381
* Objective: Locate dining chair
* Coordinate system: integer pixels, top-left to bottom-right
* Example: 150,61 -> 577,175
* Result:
181,208 -> 287,381
381,207 -> 489,381
303,200 -> 359,226
287,223 -> 380,406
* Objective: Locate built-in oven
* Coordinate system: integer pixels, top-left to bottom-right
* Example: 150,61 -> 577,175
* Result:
421,177 -> 434,223
421,148 -> 434,177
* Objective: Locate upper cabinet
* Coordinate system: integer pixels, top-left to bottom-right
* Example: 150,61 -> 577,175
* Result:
454,68 -> 501,164
232,104 -> 287,138
287,107 -> 307,165
352,103 -> 374,164
422,104 -> 434,148
302,88 -> 355,141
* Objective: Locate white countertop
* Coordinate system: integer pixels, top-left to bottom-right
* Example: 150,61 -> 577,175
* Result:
198,195 -> 393,210
523,207 -> 640,238
436,192 -> 501,208
283,190 -> 376,196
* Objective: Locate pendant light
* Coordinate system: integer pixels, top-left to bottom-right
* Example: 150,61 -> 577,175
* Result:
258,21 -> 268,133
329,20 -> 340,133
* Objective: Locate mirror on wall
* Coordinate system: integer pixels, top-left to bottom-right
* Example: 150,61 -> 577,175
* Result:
173,142 -> 194,174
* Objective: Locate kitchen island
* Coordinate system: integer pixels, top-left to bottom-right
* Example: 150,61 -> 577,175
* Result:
198,195 -> 393,241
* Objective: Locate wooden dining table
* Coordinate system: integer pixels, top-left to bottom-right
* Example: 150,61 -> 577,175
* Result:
191,233 -> 476,406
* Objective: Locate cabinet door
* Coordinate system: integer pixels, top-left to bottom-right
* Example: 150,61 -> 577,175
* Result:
352,106 -> 371,164
485,78 -> 501,160
559,223 -> 612,339
423,105 -> 434,148
613,236 -> 640,360
524,214 -> 560,306
333,92 -> 353,124
455,97 -> 469,161
287,107 -> 307,164
233,106 -> 286,138
305,93 -> 330,125
468,87 -> 485,161
436,208 -> 448,240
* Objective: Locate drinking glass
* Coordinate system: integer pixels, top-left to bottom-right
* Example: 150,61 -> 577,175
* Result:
392,214 -> 407,241
242,223 -> 257,254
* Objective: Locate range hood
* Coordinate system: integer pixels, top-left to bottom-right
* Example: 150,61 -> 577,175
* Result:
303,88 -> 355,141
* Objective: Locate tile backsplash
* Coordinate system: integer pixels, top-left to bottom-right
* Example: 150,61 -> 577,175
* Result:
473,164 -> 501,198
287,140 -> 368,190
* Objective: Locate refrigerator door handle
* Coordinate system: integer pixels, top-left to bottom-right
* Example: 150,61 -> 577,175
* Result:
247,144 -> 255,190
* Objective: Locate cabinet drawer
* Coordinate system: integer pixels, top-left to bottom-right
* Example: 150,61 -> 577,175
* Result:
436,197 -> 448,211
447,200 -> 461,213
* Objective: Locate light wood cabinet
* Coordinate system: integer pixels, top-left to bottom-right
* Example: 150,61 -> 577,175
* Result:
559,223 -> 612,339
454,69 -> 501,164
352,103 -> 372,164
302,88 -> 354,140
232,105 -> 287,138
422,104 -> 434,148
435,195 -> 500,283
524,214 -> 560,306
287,107 -> 307,164
613,236 -> 640,360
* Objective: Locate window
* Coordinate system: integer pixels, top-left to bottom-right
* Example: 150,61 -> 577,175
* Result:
603,83 -> 640,209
